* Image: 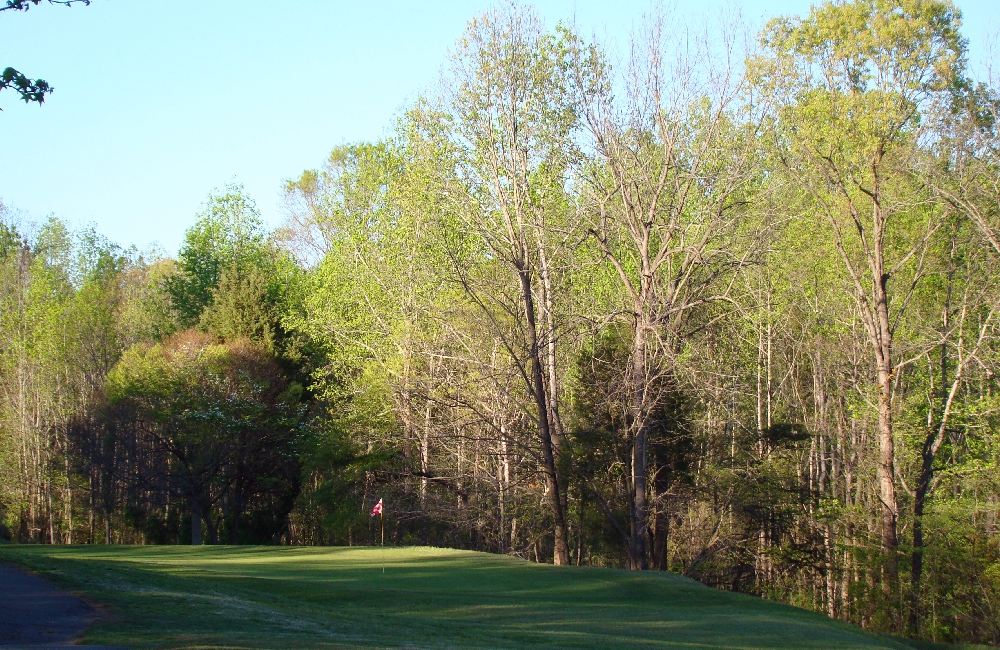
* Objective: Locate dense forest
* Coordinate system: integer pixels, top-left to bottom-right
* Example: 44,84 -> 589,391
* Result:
1,0 -> 999,644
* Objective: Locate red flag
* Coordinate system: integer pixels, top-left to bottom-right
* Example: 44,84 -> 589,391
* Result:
369,498 -> 383,517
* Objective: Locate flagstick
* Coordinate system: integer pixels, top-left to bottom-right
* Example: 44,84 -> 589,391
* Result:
380,510 -> 385,574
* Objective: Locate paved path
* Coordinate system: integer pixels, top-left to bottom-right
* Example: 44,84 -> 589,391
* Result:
0,562 -> 125,649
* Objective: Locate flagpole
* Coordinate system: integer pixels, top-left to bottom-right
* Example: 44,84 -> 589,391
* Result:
370,498 -> 385,574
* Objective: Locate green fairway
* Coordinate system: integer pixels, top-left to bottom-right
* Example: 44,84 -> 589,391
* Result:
0,545 -> 984,650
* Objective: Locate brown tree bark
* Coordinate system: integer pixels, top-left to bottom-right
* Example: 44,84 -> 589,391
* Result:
518,266 -> 570,565
190,493 -> 202,546
629,321 -> 651,570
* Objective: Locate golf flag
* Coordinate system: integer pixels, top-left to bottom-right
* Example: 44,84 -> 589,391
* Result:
370,498 -> 383,517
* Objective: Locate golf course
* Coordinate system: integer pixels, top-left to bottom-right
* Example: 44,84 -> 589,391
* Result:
0,545 -> 986,650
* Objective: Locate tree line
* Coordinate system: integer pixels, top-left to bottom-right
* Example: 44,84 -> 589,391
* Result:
1,0 -> 999,644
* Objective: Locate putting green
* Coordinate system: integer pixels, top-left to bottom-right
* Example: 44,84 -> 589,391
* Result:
0,545 -> 983,650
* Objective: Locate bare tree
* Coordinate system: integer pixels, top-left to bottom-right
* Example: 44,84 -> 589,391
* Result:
577,10 -> 765,569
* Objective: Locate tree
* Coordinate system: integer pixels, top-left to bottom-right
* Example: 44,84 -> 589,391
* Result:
752,0 -> 966,606
914,70 -> 1000,633
103,331 -> 305,545
430,4 -> 587,564
577,9 -> 766,569
165,184 -> 273,328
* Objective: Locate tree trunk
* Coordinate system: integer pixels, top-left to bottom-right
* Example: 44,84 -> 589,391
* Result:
876,367 -> 898,587
629,320 -> 650,570
203,505 -> 219,545
874,251 -> 899,591
871,190 -> 900,595
64,450 -> 73,545
910,448 -> 932,632
518,266 -> 569,565
230,495 -> 241,545
652,470 -> 670,571
421,398 -> 432,507
191,493 -> 203,546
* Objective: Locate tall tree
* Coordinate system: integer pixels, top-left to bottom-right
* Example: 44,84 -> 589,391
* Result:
752,0 -> 966,603
577,10 -> 766,569
426,4 -> 588,564
103,331 -> 304,545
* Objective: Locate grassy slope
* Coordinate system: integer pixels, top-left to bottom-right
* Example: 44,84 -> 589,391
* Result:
0,545 -> 986,650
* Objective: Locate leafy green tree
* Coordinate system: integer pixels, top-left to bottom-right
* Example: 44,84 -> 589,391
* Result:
0,220 -> 21,258
568,328 -> 695,569
751,0 -> 966,605
0,216 -> 97,544
429,4 -> 589,565
104,331 -> 305,545
282,138 -> 454,541
166,184 -> 271,326
199,262 -> 284,352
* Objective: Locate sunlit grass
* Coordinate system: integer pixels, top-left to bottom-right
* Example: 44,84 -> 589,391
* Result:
0,545 -> 984,650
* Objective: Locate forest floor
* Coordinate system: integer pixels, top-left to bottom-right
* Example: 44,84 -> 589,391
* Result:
0,544 -> 989,650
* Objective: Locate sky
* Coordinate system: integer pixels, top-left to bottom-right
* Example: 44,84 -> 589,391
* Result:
1,0 -> 998,255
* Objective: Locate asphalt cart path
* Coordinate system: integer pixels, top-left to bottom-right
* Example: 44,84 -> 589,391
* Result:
0,562 -> 125,649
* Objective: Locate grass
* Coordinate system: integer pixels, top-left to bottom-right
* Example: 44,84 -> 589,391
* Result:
0,544 -> 989,650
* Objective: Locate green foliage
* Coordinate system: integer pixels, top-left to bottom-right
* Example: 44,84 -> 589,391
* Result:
164,184 -> 303,365
199,263 -> 282,351
0,218 -> 21,259
568,328 -> 696,565
104,330 -> 306,544
1,0 -> 91,107
293,422 -> 393,546
165,184 -> 272,327
1,66 -> 51,105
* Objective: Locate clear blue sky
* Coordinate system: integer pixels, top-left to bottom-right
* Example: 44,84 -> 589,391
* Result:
1,0 -> 998,255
